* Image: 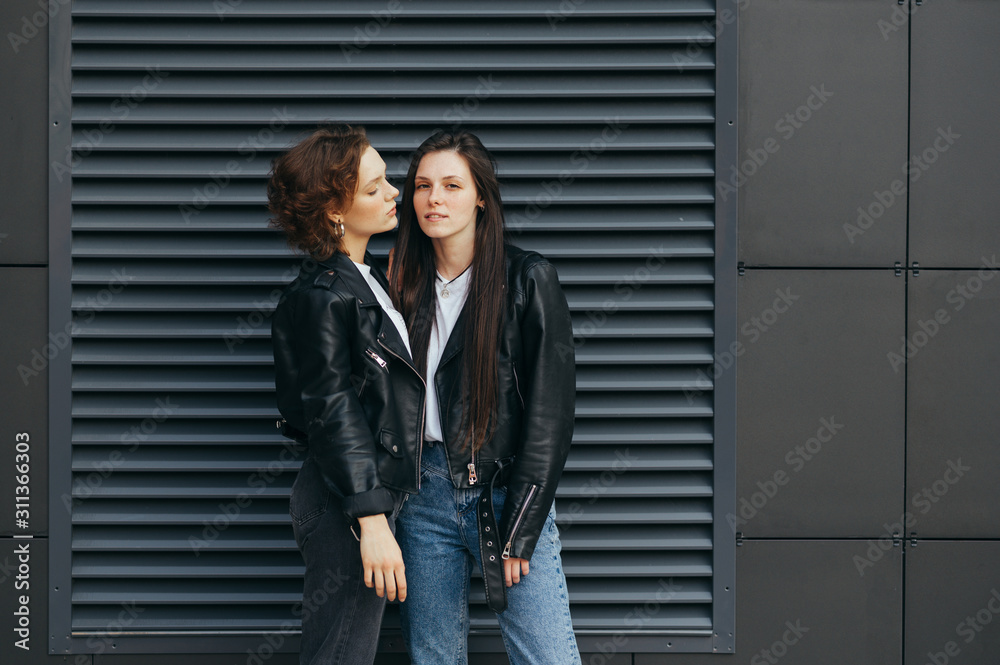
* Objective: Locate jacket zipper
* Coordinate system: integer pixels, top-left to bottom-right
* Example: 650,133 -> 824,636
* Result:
377,337 -> 426,490
365,348 -> 387,368
502,483 -> 538,560
467,452 -> 478,484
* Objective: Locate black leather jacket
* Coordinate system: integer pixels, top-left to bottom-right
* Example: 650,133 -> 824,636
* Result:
271,250 -> 424,519
434,245 -> 576,562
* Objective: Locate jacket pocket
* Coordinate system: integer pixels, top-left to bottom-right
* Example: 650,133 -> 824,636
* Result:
289,459 -> 330,549
378,428 -> 404,459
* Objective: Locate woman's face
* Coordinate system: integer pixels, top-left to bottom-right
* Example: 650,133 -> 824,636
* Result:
338,146 -> 399,240
412,150 -> 484,248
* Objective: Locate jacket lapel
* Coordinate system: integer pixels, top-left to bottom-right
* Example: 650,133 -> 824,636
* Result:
320,252 -> 417,368
438,302 -> 468,368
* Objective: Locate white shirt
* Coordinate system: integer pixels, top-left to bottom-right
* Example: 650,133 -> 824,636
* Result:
352,261 -> 411,358
424,267 -> 472,442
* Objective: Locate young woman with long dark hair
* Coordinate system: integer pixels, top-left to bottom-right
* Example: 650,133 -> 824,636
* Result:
391,131 -> 581,664
269,126 -> 424,665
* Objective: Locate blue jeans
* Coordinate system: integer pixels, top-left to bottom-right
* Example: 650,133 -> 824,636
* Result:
396,442 -> 581,665
290,456 -> 405,665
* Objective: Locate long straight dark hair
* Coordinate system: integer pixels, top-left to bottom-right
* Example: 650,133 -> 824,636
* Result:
392,131 -> 508,452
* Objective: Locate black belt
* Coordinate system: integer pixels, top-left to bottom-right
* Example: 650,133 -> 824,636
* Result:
477,458 -> 510,614
415,440 -> 512,613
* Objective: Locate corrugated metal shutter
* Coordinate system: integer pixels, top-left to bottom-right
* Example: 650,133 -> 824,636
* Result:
53,0 -> 734,654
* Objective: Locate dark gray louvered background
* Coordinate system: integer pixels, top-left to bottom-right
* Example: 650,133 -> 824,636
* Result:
54,0 -> 733,655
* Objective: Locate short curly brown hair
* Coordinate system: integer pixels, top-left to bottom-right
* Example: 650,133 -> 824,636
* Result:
267,125 -> 370,260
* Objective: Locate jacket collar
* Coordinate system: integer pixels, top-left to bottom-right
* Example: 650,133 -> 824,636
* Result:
315,251 -> 415,366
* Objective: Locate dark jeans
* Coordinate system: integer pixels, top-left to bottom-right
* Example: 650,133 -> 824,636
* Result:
291,457 -> 404,665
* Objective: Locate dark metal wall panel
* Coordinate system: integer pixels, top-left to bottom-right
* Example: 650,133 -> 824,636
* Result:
906,269 -> 1000,538
905,541 -> 1000,665
0,0 -> 50,265
909,1 -> 1000,267
0,269 -> 49,538
734,540 -> 901,665
737,0 -> 908,267
49,0 -> 736,655
736,270 -> 904,537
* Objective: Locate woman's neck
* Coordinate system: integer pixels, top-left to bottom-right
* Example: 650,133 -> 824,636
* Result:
342,233 -> 370,264
431,237 -> 475,281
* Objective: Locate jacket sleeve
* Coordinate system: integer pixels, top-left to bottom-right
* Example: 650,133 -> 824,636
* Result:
500,260 -> 576,561
287,287 -> 395,519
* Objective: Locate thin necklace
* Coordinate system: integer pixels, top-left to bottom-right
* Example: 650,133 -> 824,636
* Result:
436,264 -> 471,299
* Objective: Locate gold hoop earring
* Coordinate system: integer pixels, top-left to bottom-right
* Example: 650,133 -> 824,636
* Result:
334,221 -> 345,238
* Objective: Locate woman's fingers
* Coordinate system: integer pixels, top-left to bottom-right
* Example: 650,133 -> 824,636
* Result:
505,557 -> 529,586
395,566 -> 407,602
372,568 -> 385,598
382,568 -> 395,601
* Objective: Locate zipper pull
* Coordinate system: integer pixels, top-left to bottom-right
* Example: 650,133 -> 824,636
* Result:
467,462 -> 478,484
502,541 -> 512,560
365,348 -> 387,368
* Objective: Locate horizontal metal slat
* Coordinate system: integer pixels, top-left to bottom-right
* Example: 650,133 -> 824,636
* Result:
543,287 -> 715,311
72,43 -> 715,71
72,445 -> 301,472
573,339 -> 714,365
554,604 -> 712,631
72,525 -> 296,551
72,339 -> 273,364
575,365 -> 711,392
72,259 -> 298,284
71,604 -> 298,631
554,497 -> 712,525
556,259 -> 714,284
73,364 -> 276,389
70,124 -> 715,152
570,313 -> 713,340
72,285 -> 283,312
560,525 -> 712,551
73,578 -> 301,604
71,98 -> 715,124
73,551 -> 305,578
560,551 -> 712,578
571,418 -> 712,445
557,472 -> 713,499
74,0 -> 716,19
70,472 -> 292,498
72,18 -> 715,46
72,392 -> 277,418
575,393 -> 712,418
564,445 -> 712,472
72,418 -> 285,445
72,498 -> 291,525
73,71 -> 715,99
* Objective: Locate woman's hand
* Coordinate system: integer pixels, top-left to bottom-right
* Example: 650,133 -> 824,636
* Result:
357,513 -> 407,602
504,556 -> 530,587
